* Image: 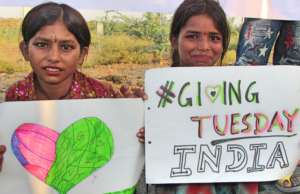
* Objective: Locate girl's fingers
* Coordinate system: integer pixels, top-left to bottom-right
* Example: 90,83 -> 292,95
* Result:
137,128 -> 145,143
120,85 -> 147,99
0,145 -> 6,172
0,145 -> 6,154
120,85 -> 130,97
132,88 -> 145,98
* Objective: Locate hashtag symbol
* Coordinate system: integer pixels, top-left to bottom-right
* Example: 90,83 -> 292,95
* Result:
157,81 -> 176,108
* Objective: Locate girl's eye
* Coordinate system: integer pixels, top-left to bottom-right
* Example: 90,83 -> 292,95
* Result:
210,34 -> 222,42
186,34 -> 199,40
33,42 -> 48,48
60,44 -> 74,51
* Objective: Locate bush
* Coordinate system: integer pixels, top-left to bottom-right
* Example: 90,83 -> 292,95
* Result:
0,60 -> 16,74
223,50 -> 236,65
86,34 -> 159,66
0,19 -> 21,43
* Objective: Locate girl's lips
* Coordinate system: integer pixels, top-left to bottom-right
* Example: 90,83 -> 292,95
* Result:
43,66 -> 63,76
191,55 -> 212,63
45,67 -> 61,72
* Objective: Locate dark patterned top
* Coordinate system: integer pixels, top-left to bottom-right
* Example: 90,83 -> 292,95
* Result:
5,71 -> 119,101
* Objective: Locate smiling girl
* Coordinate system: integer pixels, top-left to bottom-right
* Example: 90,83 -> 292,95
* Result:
137,0 -> 258,193
0,2 -> 143,177
5,2 -> 124,101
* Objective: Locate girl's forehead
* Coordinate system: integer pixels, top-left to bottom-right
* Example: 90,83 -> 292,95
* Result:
181,14 -> 221,34
33,21 -> 77,41
38,22 -> 69,34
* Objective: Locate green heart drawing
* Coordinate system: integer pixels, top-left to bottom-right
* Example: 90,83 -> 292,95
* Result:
45,117 -> 114,194
205,85 -> 221,103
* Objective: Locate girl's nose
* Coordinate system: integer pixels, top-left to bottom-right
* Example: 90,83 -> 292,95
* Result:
197,37 -> 210,51
48,46 -> 60,61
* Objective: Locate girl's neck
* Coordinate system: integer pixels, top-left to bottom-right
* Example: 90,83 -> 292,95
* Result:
34,75 -> 73,100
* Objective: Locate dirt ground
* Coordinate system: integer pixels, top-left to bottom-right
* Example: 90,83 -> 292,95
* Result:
0,63 -> 167,102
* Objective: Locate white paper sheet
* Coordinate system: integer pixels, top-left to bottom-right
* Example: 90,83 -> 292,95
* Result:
0,98 -> 144,194
145,66 -> 300,184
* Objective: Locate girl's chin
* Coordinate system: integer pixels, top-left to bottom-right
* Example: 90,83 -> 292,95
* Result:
38,76 -> 69,85
189,62 -> 213,67
180,60 -> 215,67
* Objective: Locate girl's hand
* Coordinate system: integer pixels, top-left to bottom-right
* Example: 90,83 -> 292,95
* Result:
136,127 -> 145,143
120,85 -> 147,99
135,92 -> 147,144
0,145 -> 6,172
121,87 -> 147,144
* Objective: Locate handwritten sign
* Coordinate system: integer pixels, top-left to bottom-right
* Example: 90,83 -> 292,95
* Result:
145,66 -> 300,184
0,99 -> 144,194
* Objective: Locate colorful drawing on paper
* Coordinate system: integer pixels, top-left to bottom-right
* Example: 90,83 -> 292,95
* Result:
11,117 -> 114,194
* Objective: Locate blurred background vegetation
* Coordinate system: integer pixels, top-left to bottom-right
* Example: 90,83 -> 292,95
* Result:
0,12 -> 241,74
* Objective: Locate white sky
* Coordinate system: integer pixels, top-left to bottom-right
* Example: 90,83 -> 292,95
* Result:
0,0 -> 182,18
0,0 -> 182,20
0,6 -> 166,21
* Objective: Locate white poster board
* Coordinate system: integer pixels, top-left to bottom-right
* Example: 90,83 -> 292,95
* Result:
0,98 -> 144,194
145,66 -> 300,184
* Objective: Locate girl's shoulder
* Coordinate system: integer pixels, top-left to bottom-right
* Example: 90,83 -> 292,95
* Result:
73,71 -> 118,99
5,73 -> 34,101
73,71 -> 144,99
